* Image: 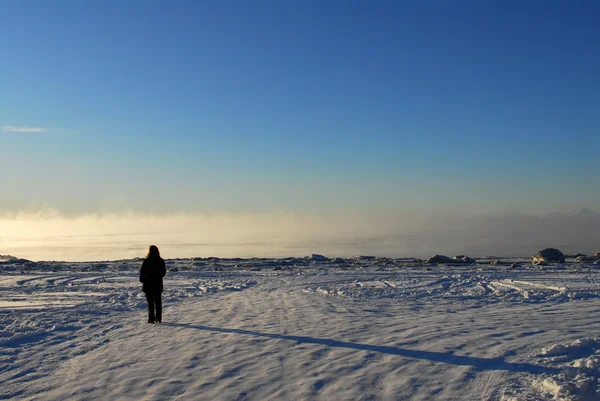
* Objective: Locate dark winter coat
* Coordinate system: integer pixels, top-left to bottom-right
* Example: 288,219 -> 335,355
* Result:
140,256 -> 166,293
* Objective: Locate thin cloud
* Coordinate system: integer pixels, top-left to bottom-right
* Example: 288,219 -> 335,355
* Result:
2,126 -> 47,133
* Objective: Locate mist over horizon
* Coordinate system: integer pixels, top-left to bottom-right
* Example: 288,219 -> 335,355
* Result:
2,207 -> 598,262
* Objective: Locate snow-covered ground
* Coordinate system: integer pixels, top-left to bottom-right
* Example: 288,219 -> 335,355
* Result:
2,256 -> 600,400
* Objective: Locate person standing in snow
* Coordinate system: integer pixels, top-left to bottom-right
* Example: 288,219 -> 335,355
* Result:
140,245 -> 166,323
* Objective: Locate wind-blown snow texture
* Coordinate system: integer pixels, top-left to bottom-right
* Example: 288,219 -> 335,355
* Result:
1,256 -> 600,400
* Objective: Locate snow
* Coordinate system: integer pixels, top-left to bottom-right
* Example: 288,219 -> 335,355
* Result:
1,257 -> 600,400
310,254 -> 330,262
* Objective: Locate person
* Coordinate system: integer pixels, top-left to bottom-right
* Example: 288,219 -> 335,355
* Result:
140,245 -> 166,323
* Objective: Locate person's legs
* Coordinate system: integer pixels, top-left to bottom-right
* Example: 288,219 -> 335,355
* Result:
156,293 -> 162,322
145,292 -> 156,323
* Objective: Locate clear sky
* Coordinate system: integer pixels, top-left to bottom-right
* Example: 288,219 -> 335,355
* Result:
1,1 -> 599,260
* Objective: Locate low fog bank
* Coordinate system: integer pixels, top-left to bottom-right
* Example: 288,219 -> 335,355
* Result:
1,210 -> 598,261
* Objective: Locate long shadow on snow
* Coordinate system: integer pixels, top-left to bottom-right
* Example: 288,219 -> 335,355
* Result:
163,323 -> 558,374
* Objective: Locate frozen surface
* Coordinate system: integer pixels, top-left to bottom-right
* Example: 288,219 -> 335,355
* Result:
1,257 -> 600,400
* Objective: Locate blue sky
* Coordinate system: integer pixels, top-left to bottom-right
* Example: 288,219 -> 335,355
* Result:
1,0 -> 599,216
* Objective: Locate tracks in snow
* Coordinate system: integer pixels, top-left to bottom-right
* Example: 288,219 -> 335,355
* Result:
4,273 -> 600,400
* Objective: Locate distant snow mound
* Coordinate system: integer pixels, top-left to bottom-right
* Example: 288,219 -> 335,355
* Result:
427,254 -> 472,264
532,248 -> 565,265
348,256 -> 375,261
0,255 -> 33,265
0,255 -> 19,262
310,254 -> 329,262
454,255 -> 476,264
